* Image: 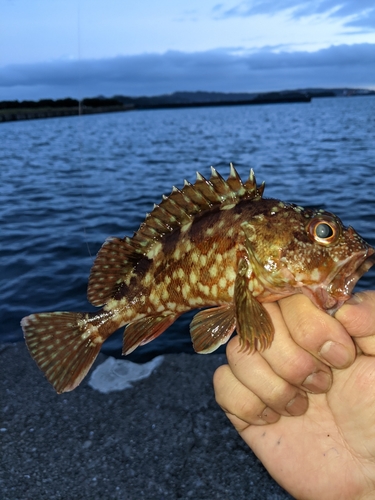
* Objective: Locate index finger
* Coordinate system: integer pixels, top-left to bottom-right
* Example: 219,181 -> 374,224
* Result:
278,294 -> 356,369
335,291 -> 375,355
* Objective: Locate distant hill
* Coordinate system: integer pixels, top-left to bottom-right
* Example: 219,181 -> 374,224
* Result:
112,88 -> 374,107
112,90 -> 311,108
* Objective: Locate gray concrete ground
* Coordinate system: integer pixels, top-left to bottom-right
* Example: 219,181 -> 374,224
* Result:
1,343 -> 294,500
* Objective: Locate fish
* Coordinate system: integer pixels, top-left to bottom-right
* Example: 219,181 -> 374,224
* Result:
21,165 -> 375,394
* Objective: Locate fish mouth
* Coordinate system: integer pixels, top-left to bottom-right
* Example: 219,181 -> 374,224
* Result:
309,247 -> 375,315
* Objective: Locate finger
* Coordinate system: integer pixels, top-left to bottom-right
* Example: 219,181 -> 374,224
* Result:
261,302 -> 332,394
335,291 -> 375,355
213,364 -> 280,430
226,336 -> 309,417
279,294 -> 356,369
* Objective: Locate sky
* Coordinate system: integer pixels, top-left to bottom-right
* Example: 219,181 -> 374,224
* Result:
1,0 -> 375,100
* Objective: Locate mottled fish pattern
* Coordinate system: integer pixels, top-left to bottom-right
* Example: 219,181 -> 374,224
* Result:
21,165 -> 375,393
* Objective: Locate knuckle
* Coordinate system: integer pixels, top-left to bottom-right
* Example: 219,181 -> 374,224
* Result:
237,398 -> 263,422
265,381 -> 295,408
276,351 -> 316,384
293,314 -> 329,348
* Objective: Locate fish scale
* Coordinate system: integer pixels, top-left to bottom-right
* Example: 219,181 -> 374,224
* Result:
21,165 -> 375,394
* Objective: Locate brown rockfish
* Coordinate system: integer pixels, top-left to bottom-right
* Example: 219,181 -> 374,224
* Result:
21,165 -> 375,393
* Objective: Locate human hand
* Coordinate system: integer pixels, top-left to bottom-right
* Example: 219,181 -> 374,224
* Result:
214,291 -> 375,500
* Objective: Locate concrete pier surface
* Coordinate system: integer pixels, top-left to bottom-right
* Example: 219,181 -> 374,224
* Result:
1,343 -> 293,499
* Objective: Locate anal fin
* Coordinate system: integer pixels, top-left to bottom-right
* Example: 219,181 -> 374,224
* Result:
123,312 -> 180,355
190,305 -> 236,354
234,257 -> 274,351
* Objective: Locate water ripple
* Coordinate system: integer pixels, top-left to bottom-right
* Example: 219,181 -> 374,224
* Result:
1,96 -> 374,358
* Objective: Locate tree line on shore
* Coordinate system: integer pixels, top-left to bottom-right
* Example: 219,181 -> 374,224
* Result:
0,97 -> 123,110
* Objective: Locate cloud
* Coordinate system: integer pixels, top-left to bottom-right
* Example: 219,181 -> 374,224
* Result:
213,0 -> 375,30
0,44 -> 374,101
344,7 -> 375,30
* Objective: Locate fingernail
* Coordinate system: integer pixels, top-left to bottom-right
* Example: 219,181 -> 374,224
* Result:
302,370 -> 332,393
319,341 -> 352,368
286,393 -> 308,416
260,407 -> 280,424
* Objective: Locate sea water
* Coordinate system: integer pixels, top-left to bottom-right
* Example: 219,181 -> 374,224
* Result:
1,96 -> 374,360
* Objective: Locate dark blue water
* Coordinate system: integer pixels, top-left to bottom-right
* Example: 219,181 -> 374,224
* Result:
1,96 -> 375,360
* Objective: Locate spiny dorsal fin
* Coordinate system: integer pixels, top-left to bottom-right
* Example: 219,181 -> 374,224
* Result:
87,165 -> 264,306
130,164 -> 264,254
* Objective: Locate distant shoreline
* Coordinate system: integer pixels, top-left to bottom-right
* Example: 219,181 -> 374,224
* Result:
0,104 -> 132,123
1,88 -> 374,123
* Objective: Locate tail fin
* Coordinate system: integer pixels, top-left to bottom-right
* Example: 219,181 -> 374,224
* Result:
21,311 -> 105,394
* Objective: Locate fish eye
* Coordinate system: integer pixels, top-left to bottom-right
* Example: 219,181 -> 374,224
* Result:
315,223 -> 334,239
307,216 -> 339,246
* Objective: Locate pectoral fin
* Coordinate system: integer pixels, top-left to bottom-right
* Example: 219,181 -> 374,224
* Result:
234,257 -> 274,351
190,305 -> 236,354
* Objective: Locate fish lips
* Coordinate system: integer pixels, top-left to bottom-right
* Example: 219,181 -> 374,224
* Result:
324,246 -> 375,314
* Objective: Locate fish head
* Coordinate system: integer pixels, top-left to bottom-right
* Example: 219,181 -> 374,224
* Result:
241,203 -> 375,315
298,210 -> 375,314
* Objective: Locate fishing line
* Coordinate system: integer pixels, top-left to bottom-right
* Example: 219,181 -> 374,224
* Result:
76,0 -> 93,261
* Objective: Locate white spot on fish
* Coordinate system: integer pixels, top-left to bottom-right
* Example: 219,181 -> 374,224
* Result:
311,268 -> 321,281
173,248 -> 181,260
182,283 -> 191,299
242,222 -> 257,242
293,206 -> 304,213
219,277 -> 227,289
209,265 -> 218,278
81,330 -> 91,341
198,283 -> 210,296
177,268 -> 185,279
189,296 -> 204,306
181,221 -> 192,233
181,221 -> 193,233
254,214 -> 265,222
89,334 -> 102,347
147,242 -> 163,259
190,271 -> 198,285
226,267 -> 236,282
150,290 -> 160,307
221,203 -> 236,211
191,252 -> 199,264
